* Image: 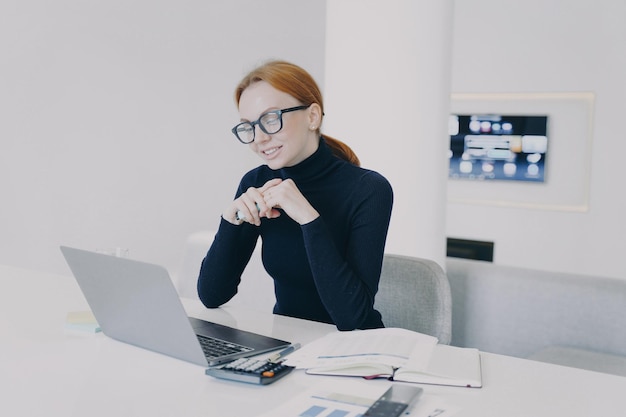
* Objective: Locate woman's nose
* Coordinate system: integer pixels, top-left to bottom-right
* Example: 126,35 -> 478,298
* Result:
254,125 -> 271,143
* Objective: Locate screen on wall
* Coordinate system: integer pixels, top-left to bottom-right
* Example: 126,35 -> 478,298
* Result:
448,114 -> 548,182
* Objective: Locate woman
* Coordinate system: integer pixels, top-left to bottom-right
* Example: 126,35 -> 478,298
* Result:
197,60 -> 393,330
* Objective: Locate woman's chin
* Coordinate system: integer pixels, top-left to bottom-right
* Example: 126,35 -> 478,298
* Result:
266,161 -> 285,170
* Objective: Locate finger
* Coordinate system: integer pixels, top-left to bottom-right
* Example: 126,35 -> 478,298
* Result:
261,188 -> 280,217
259,178 -> 282,193
265,207 -> 282,219
238,193 -> 262,225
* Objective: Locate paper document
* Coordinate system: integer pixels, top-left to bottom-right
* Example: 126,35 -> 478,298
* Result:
255,379 -> 460,417
286,328 -> 437,371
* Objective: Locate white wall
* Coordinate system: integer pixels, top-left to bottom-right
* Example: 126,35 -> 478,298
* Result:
0,0 -> 326,275
324,0 -> 453,268
447,0 -> 626,279
2,0 -> 624,281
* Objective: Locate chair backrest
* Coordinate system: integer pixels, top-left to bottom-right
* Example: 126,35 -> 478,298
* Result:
374,254 -> 452,344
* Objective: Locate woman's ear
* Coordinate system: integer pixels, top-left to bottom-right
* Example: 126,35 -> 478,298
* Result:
308,103 -> 323,130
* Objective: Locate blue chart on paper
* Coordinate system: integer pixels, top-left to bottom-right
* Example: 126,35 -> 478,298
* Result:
300,405 -> 357,417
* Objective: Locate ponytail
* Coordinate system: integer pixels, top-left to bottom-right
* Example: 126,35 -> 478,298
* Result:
322,134 -> 360,166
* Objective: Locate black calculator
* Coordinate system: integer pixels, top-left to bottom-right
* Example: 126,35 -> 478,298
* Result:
364,385 -> 423,417
205,358 -> 294,385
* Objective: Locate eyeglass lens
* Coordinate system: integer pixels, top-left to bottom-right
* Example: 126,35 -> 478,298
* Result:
232,106 -> 309,144
233,112 -> 281,143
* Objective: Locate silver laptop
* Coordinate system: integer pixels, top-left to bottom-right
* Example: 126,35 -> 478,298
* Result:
60,246 -> 289,367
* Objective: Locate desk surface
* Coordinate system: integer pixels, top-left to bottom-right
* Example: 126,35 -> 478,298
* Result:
1,263 -> 624,417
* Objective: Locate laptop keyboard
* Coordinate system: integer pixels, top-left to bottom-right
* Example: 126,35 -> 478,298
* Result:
197,334 -> 253,359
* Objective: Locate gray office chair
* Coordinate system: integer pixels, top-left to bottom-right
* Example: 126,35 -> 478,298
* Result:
374,254 -> 452,344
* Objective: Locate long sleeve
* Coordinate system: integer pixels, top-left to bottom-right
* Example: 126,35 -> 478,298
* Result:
197,217 -> 259,308
301,171 -> 393,330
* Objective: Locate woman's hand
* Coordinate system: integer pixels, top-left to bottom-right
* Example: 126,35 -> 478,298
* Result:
223,178 -> 319,226
223,178 -> 281,226
262,179 -> 319,225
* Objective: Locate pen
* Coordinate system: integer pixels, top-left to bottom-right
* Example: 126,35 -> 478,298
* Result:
267,343 -> 301,363
236,203 -> 260,221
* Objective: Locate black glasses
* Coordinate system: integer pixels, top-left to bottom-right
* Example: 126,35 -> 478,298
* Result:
231,105 -> 309,144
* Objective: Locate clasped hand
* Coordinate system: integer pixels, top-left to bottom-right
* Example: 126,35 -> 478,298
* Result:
225,178 -> 319,226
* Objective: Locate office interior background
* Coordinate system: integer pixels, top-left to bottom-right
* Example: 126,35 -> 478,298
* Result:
1,0 -> 624,281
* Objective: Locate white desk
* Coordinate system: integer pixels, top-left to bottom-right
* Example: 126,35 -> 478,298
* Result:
1,263 -> 624,417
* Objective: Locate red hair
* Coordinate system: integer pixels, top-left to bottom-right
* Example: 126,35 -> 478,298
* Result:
235,60 -> 360,166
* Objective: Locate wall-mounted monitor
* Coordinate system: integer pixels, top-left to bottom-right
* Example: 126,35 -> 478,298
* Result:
448,114 -> 548,182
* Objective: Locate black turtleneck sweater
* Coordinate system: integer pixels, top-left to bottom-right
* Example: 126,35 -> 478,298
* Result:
197,138 -> 393,330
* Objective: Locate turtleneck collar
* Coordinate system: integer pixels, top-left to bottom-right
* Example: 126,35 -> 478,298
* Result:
276,137 -> 337,183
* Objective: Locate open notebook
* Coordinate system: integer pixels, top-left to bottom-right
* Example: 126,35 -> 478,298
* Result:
284,327 -> 482,388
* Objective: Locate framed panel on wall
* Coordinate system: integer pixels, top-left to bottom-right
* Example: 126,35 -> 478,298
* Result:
447,92 -> 594,212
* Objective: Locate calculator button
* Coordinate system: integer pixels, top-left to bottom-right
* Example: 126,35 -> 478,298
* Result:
205,359 -> 294,385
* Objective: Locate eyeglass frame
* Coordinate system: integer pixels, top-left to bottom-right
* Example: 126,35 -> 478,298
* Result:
231,105 -> 310,144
